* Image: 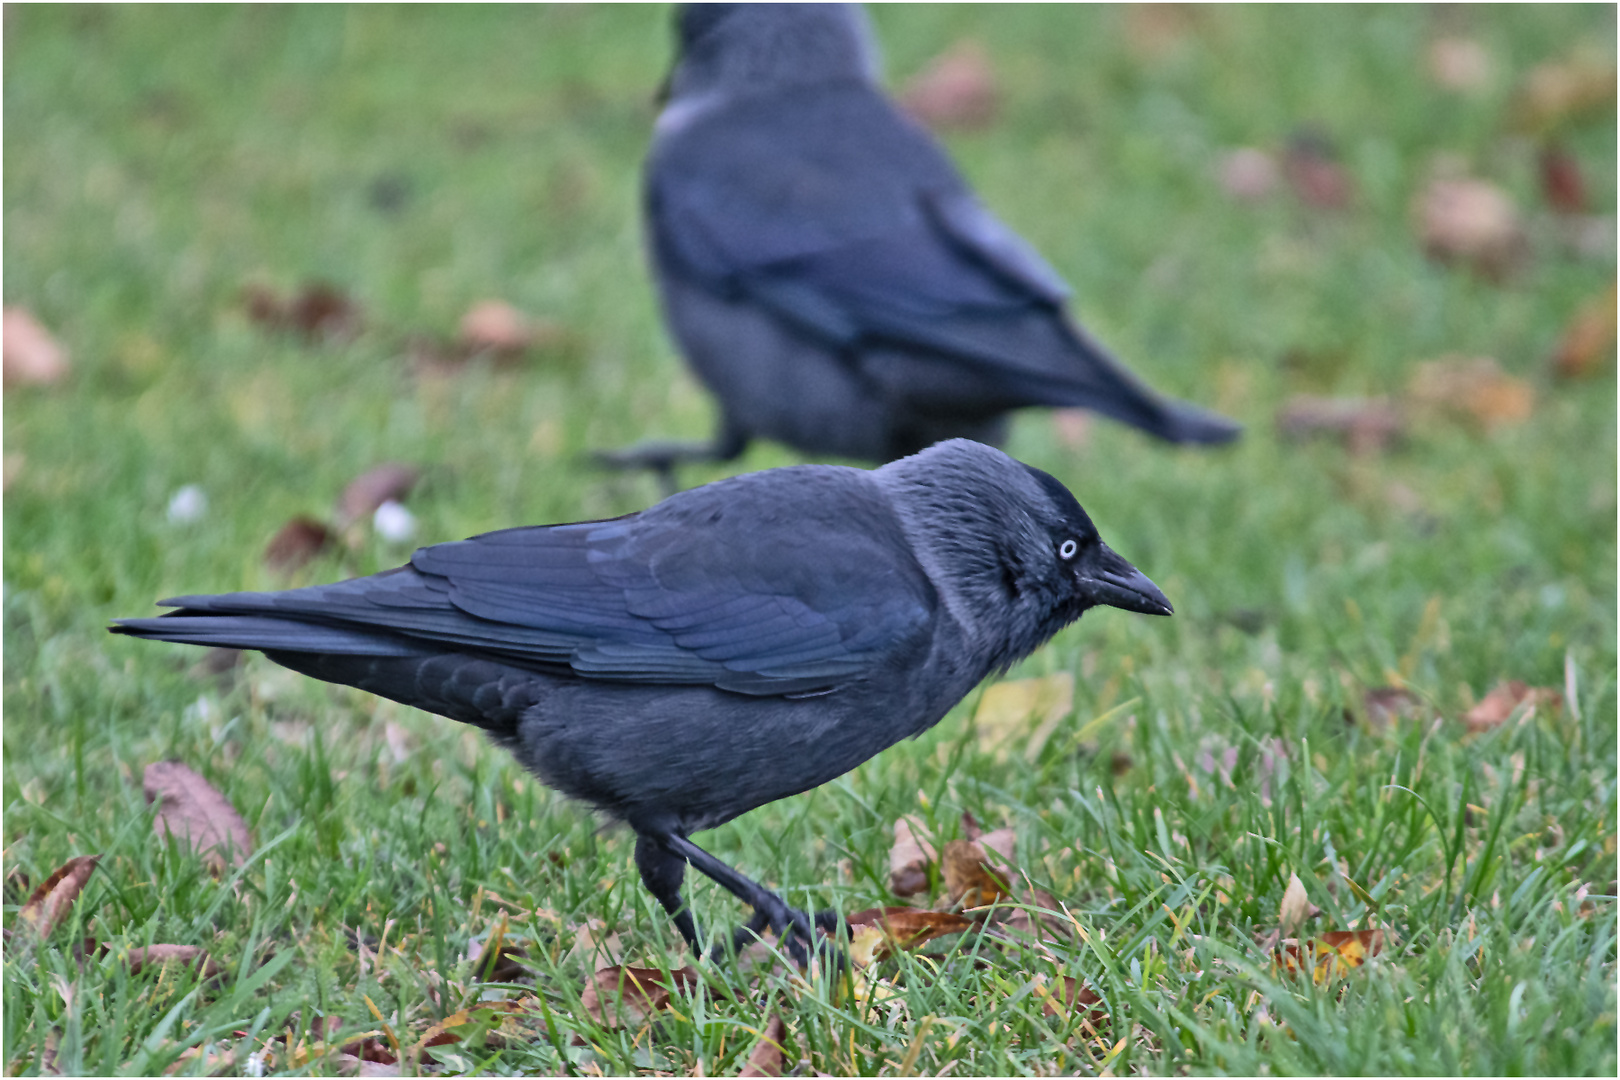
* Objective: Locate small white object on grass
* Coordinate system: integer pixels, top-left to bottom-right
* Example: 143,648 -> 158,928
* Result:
373,499 -> 416,543
167,484 -> 208,524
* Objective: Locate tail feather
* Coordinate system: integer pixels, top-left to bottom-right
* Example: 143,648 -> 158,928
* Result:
111,614 -> 430,657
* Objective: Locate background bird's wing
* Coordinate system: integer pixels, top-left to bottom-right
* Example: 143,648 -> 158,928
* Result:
122,469 -> 936,696
650,87 -> 1240,441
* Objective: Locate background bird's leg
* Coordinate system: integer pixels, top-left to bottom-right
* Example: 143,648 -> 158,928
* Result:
660,833 -> 821,967
635,833 -> 702,956
590,421 -> 750,496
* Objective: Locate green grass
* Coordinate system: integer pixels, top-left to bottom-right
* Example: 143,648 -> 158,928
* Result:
4,5 -> 1615,1075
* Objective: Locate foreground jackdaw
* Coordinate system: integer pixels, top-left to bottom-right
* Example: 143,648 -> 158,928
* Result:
114,440 -> 1171,963
602,3 -> 1239,480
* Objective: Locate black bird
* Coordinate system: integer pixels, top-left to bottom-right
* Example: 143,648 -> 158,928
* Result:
601,3 -> 1239,481
114,440 -> 1171,964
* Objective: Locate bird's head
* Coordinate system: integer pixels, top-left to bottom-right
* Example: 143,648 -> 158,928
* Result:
880,440 -> 1171,673
661,3 -> 881,106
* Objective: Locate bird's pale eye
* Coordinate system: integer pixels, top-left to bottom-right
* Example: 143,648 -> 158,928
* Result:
1058,538 -> 1079,560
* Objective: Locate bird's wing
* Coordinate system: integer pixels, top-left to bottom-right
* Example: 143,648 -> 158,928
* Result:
649,86 -> 1072,347
132,469 -> 936,697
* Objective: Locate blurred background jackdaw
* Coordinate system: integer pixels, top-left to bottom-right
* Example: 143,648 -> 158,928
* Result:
602,3 -> 1241,481
114,439 -> 1171,964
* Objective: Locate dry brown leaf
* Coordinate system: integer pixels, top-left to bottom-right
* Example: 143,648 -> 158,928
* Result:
17,855 -> 101,940
1463,680 -> 1562,733
738,1013 -> 790,1077
1000,886 -> 1072,943
264,516 -> 338,573
973,673 -> 1074,762
579,965 -> 703,1029
846,906 -> 975,957
1511,52 -> 1617,135
125,944 -> 224,981
899,39 -> 998,131
1551,282 -> 1617,379
337,464 -> 420,528
1427,36 -> 1493,93
1219,147 -> 1281,202
1276,928 -> 1387,982
458,300 -> 567,359
1284,130 -> 1354,210
1276,395 -> 1404,455
144,760 -> 254,872
567,918 -> 625,968
242,282 -> 362,343
3,307 -> 71,387
1415,177 -> 1527,280
467,920 -> 531,983
1362,686 -> 1426,730
888,815 -> 937,897
1408,356 -> 1534,429
1540,144 -> 1587,214
1279,873 -> 1311,938
942,838 -> 1009,908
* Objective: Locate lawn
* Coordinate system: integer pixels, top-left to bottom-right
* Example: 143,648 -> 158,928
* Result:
4,5 -> 1615,1075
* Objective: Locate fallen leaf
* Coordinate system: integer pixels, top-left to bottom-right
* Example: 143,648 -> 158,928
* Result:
1551,282 -> 1617,379
1463,680 -> 1561,733
1427,36 -> 1492,93
264,516 -> 338,573
1276,928 -> 1386,983
337,1037 -> 397,1065
888,815 -> 937,898
39,1027 -> 61,1076
124,944 -> 224,981
738,1013 -> 790,1077
3,306 -> 71,387
1415,176 -> 1527,280
459,300 -> 557,358
1362,686 -> 1426,730
899,39 -> 998,131
1284,129 -> 1354,210
1051,408 -> 1093,451
1219,147 -> 1281,202
999,887 -> 1071,943
242,282 -> 362,343
942,838 -> 1009,908
1539,144 -> 1587,213
165,1045 -> 235,1077
567,918 -> 625,968
846,907 -> 975,957
17,855 -> 101,940
974,673 -> 1074,762
1276,395 -> 1404,455
1511,51 -> 1617,135
579,965 -> 703,1029
1408,356 -> 1533,429
332,1054 -> 400,1077
1279,873 -> 1311,937
144,760 -> 254,872
336,464 -> 420,528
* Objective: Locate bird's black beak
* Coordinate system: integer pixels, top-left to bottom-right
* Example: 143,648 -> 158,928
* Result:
1079,545 -> 1173,616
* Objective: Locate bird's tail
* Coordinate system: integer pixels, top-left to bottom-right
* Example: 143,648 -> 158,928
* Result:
111,607 -> 425,657
1038,318 -> 1242,445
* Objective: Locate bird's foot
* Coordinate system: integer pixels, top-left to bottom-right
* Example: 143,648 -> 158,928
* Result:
728,903 -> 847,971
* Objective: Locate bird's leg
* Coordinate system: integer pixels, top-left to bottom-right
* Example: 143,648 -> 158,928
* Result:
634,833 -> 702,957
659,833 -> 831,968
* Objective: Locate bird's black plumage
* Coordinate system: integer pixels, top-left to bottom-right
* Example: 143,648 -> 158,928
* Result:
603,3 -> 1240,481
114,440 -> 1171,963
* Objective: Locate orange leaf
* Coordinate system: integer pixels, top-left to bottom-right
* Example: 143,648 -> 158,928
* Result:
1551,282 -> 1617,379
847,907 -> 975,957
1276,928 -> 1386,983
578,965 -> 704,1029
942,838 -> 1009,908
1463,681 -> 1562,733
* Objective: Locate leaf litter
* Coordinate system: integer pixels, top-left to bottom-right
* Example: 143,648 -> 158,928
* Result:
143,760 -> 254,873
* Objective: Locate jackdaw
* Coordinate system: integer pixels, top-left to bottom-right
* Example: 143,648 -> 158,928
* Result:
601,3 -> 1240,481
113,439 -> 1171,964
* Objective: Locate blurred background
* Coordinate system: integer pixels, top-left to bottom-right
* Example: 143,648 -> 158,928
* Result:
3,5 -> 1615,1074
